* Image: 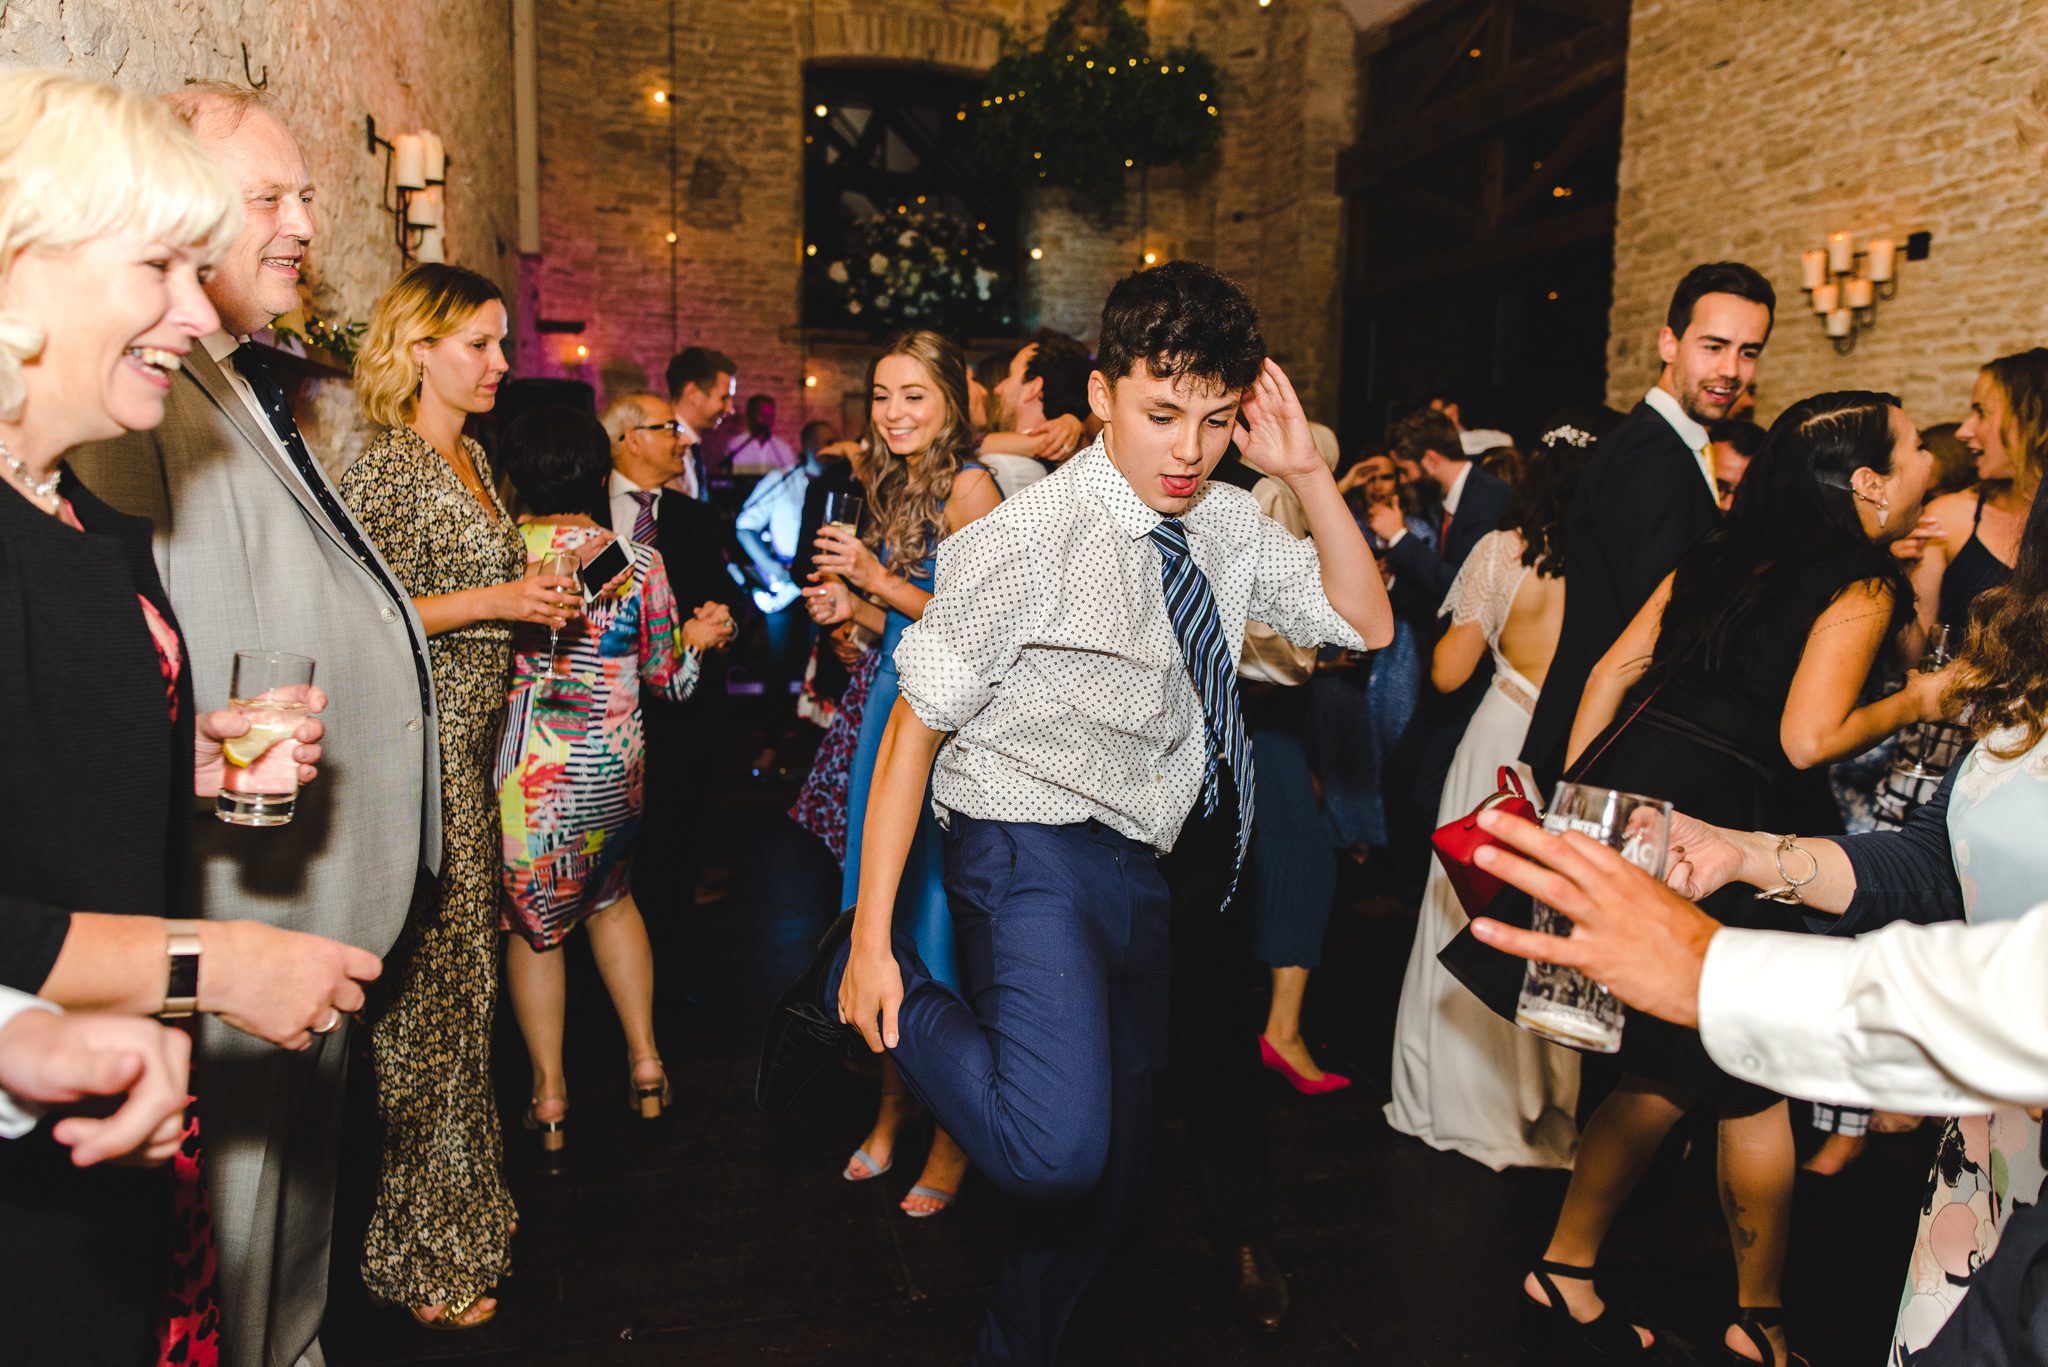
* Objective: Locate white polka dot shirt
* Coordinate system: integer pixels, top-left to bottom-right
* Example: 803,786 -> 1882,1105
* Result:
895,439 -> 1368,852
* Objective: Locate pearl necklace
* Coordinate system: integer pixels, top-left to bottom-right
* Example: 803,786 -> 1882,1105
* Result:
0,437 -> 61,510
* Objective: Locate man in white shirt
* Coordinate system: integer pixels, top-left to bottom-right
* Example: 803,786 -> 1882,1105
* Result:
761,262 -> 1393,1365
722,394 -> 799,478
0,990 -> 192,1163
1463,808 -> 2048,1113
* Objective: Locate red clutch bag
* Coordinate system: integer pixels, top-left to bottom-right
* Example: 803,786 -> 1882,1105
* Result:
1430,766 -> 1538,917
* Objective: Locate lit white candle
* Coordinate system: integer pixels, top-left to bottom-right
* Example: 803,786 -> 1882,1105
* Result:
1867,238 -> 1896,282
1845,276 -> 1873,309
394,133 -> 426,190
1812,282 -> 1838,315
415,225 -> 446,264
1827,231 -> 1853,274
407,186 -> 442,228
1800,249 -> 1827,290
421,132 -> 446,184
1826,307 -> 1852,337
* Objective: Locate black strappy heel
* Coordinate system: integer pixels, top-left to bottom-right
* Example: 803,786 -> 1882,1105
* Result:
1520,1261 -> 1654,1361
1725,1306 -> 1810,1367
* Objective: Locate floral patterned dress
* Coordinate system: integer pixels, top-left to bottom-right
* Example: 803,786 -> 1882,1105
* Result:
340,425 -> 525,1309
497,522 -> 698,949
1889,724 -> 2048,1363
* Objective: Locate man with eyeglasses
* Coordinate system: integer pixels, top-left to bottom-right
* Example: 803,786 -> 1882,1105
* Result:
603,392 -> 742,907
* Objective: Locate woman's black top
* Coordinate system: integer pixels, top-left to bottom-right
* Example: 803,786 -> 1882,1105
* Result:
0,469 -> 196,1364
1938,489 -> 2015,633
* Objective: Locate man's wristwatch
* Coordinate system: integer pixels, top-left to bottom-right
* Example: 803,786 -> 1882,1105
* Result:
161,928 -> 202,1019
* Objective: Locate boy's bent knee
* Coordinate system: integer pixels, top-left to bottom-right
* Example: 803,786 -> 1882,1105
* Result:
982,1129 -> 1109,1202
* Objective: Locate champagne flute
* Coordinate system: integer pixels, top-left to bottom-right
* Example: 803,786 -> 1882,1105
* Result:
538,549 -> 579,674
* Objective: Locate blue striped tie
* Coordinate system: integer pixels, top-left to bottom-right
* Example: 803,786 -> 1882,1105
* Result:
1147,517 -> 1254,900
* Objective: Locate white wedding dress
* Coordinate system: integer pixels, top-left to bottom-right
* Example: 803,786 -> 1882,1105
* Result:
1383,529 -> 1580,1171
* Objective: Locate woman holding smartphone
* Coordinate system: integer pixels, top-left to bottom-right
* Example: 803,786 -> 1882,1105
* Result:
494,407 -> 728,1156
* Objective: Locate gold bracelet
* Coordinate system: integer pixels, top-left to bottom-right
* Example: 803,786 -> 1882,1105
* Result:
160,928 -> 202,1018
1754,834 -> 1820,905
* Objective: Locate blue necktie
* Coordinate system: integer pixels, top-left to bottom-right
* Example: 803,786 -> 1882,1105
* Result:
1147,517 -> 1254,901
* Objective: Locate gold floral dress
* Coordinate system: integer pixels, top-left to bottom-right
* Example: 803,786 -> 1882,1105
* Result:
340,425 -> 526,1308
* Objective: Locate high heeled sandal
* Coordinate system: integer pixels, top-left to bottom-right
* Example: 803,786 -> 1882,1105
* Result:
629,1057 -> 670,1120
522,1099 -> 566,1153
1520,1261 -> 1654,1361
1725,1306 -> 1809,1367
407,1289 -> 496,1331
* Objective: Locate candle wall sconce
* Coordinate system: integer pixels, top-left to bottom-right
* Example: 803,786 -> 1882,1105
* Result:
366,115 -> 448,264
1798,229 -> 1929,355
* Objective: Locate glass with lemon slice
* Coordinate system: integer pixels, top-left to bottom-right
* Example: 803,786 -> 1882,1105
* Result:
217,650 -> 315,826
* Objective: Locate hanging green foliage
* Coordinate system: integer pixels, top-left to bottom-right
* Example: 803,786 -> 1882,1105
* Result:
963,0 -> 1224,207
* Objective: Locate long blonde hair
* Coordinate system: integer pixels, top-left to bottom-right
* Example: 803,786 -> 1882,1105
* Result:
355,263 -> 504,428
863,330 -> 977,572
0,69 -> 241,422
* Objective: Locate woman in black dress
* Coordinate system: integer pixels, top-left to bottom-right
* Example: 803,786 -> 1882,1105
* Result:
0,70 -> 381,1365
1521,392 -> 1942,1367
1909,348 -> 2047,649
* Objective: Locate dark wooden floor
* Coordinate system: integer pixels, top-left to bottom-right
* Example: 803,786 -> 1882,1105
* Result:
322,729 -> 1932,1366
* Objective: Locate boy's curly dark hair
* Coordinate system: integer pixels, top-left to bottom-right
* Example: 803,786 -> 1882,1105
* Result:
1096,261 -> 1265,394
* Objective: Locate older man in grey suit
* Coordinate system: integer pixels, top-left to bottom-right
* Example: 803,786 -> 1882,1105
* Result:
69,84 -> 437,1367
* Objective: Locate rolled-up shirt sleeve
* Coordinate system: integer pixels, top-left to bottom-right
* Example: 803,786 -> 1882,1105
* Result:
895,516 -> 1048,734
0,985 -> 60,1139
1699,905 -> 2048,1115
1245,513 -> 1368,651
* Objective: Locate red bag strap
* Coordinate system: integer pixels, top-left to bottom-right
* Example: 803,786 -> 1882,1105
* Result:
1494,765 -> 1525,800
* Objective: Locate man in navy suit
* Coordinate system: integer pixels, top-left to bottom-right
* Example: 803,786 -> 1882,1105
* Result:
1521,262 -> 1776,788
1370,406 -> 1512,880
1370,406 -> 1512,617
603,393 -> 743,905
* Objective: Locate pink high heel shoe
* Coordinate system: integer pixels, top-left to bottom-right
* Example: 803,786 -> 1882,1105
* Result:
1258,1036 -> 1351,1095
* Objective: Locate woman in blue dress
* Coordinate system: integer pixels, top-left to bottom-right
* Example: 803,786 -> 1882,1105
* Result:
805,330 -> 1001,1215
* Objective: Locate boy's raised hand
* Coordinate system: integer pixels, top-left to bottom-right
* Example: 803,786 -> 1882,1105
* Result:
1239,359 -> 1324,485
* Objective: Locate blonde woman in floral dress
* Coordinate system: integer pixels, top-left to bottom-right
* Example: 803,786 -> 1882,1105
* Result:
494,408 -> 729,1153
342,264 -> 579,1330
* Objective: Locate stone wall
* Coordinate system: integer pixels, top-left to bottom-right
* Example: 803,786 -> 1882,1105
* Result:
0,0 -> 518,467
529,0 -> 1358,443
1607,0 -> 2048,426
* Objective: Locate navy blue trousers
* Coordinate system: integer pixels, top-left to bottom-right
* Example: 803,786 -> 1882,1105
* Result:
830,814 -> 1172,1366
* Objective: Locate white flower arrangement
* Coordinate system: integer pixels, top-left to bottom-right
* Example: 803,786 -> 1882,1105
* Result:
813,210 -> 1014,335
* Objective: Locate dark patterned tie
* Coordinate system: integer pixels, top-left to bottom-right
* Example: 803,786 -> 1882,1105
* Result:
630,489 -> 660,545
229,343 -> 434,714
1147,517 -> 1255,902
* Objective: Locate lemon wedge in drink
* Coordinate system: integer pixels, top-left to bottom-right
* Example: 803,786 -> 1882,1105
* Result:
221,718 -> 298,767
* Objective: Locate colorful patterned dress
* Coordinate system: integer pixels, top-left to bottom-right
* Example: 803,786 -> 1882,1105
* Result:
340,425 -> 525,1311
497,522 -> 699,949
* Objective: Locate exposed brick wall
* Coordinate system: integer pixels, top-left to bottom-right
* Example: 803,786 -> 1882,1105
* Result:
1607,0 -> 2048,427
529,0 -> 1358,444
1,0 -> 518,468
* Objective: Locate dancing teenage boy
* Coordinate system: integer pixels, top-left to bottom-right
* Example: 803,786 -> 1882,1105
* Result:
760,262 -> 1392,1364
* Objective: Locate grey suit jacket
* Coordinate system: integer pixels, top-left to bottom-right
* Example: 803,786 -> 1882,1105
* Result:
69,345 -> 439,957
